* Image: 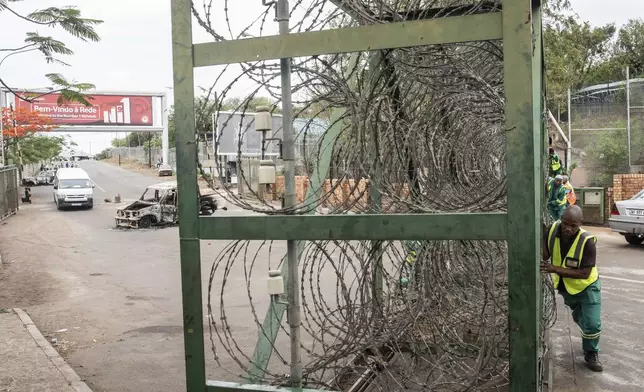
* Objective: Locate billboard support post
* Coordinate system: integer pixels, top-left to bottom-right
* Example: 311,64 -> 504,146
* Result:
162,94 -> 170,165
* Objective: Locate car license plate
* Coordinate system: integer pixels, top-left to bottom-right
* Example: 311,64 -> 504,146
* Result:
72,203 -> 82,206
629,209 -> 644,216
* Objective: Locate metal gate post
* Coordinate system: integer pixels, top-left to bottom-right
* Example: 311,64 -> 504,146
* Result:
503,1 -> 543,390
170,0 -> 206,391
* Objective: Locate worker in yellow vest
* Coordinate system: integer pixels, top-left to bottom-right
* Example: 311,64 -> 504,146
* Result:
562,175 -> 577,206
547,175 -> 568,220
549,148 -> 563,177
541,205 -> 603,372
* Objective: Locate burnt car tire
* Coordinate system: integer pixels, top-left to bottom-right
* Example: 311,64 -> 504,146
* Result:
624,234 -> 644,245
200,200 -> 215,215
139,216 -> 153,229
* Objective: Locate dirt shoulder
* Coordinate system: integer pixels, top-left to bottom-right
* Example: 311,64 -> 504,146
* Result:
102,156 -> 170,179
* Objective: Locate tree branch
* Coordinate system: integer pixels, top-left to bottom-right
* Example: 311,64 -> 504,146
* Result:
0,77 -> 73,103
1,2 -> 55,25
0,43 -> 37,52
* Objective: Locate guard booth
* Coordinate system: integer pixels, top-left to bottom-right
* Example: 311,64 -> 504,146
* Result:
576,187 -> 606,224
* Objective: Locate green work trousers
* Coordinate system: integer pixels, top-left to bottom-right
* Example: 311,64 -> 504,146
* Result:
548,205 -> 565,220
560,279 -> 602,353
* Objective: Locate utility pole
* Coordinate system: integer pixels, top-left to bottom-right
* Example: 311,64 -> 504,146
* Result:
627,67 -> 632,168
567,88 -> 572,173
0,89 -> 5,167
275,0 -> 302,388
10,104 -> 24,180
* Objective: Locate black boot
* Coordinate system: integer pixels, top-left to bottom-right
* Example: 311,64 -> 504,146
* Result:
584,351 -> 604,372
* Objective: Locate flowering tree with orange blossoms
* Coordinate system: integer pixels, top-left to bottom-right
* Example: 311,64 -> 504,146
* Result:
1,107 -> 62,171
2,107 -> 58,137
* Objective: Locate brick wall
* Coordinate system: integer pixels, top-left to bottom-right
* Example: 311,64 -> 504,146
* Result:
268,176 -> 374,210
605,187 -> 613,217
322,179 -> 370,210
267,176 -> 310,203
266,176 -> 423,212
612,174 -> 644,202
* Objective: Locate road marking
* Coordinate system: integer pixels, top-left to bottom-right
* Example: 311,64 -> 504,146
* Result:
91,180 -> 106,192
601,275 -> 644,285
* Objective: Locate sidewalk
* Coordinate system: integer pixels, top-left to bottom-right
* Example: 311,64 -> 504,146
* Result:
0,309 -> 92,392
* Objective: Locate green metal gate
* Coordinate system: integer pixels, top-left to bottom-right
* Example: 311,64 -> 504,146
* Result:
170,0 -> 545,391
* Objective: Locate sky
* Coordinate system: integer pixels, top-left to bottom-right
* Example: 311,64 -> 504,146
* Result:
1,0 -> 642,154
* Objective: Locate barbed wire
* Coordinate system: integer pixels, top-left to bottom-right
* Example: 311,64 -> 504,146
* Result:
191,0 -> 555,390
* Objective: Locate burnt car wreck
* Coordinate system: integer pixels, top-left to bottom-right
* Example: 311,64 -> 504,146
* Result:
115,181 -> 226,229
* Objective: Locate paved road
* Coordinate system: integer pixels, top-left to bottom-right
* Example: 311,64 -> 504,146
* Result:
0,161 -> 279,392
1,161 -> 643,392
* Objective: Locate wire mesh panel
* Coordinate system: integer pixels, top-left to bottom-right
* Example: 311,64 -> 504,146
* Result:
0,165 -> 19,222
630,71 -> 644,167
569,73 -> 644,186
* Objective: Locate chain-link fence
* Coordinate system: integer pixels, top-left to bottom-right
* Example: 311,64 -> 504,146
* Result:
568,68 -> 644,187
0,165 -> 19,222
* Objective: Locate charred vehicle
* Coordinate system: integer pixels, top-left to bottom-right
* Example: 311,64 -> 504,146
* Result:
115,181 -> 226,229
22,170 -> 55,186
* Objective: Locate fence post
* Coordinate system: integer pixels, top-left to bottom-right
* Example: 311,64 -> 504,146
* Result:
567,88 -> 572,172
627,66 -> 631,167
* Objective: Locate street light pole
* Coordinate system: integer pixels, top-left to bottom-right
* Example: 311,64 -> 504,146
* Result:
275,0 -> 302,388
0,89 -> 5,166
627,66 -> 632,168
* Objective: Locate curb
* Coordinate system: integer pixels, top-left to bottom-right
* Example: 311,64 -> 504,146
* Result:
13,308 -> 93,392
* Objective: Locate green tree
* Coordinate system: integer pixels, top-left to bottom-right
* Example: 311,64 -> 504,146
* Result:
615,18 -> 644,73
0,1 -> 102,103
4,134 -> 72,164
545,17 -> 618,107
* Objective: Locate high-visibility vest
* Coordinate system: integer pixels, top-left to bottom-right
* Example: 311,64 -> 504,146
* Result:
547,180 -> 568,206
563,183 -> 576,205
550,155 -> 561,171
547,222 -> 598,295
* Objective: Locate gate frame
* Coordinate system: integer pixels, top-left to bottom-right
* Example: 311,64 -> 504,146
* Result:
170,0 -> 545,391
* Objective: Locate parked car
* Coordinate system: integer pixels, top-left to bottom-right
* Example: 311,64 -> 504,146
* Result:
157,164 -> 173,177
22,170 -> 55,186
115,181 -> 226,229
609,189 -> 644,245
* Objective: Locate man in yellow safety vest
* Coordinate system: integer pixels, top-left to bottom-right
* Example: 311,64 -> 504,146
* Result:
549,148 -> 563,177
547,175 -> 568,220
541,205 -> 603,372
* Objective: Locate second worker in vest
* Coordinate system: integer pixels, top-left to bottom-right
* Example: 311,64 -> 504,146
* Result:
541,205 -> 603,372
547,175 -> 568,220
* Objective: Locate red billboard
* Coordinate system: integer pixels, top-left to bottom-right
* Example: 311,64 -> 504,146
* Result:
14,92 -> 154,127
